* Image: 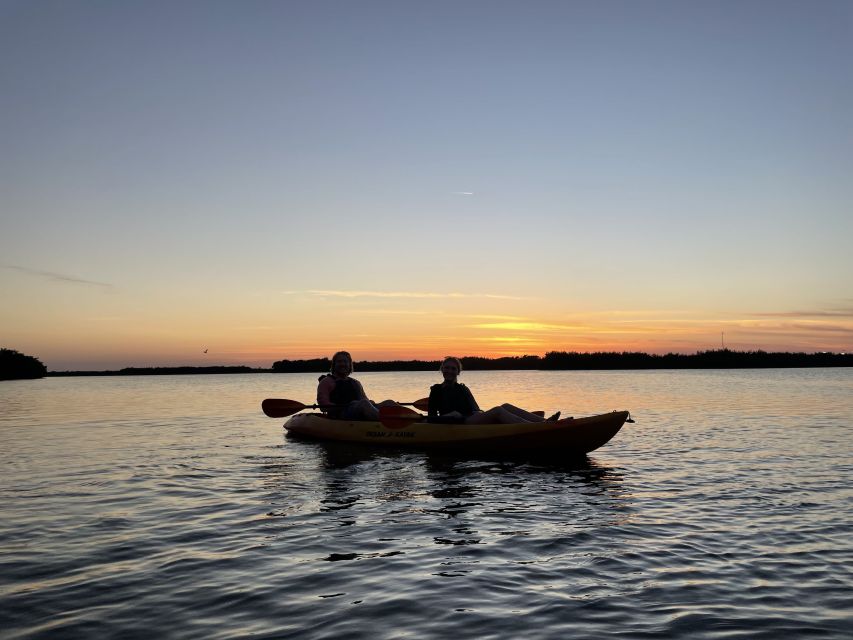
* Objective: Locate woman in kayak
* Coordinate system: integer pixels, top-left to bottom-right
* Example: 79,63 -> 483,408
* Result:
317,351 -> 396,420
428,356 -> 560,424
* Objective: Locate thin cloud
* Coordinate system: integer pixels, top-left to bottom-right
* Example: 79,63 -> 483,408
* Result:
461,314 -> 528,321
789,323 -> 853,334
452,191 -> 474,195
2,264 -> 113,289
471,336 -> 545,343
231,325 -> 286,331
350,309 -> 432,315
721,318 -> 853,336
753,309 -> 853,318
470,321 -> 584,332
285,290 -> 523,300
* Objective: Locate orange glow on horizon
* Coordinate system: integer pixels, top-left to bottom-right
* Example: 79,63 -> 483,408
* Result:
7,295 -> 851,370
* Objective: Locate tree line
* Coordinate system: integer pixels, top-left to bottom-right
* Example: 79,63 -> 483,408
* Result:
272,350 -> 852,372
48,366 -> 261,377
4,348 -> 850,379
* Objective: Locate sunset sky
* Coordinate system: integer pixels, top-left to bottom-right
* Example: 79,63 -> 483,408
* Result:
2,0 -> 851,370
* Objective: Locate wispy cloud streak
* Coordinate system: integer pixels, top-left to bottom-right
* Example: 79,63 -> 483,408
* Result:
753,309 -> 853,318
2,264 -> 113,289
470,321 -> 583,332
284,290 -> 522,300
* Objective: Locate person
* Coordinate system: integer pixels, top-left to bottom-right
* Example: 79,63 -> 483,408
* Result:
317,351 -> 396,421
428,356 -> 560,424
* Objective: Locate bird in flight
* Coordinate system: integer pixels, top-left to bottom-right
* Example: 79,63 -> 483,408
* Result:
203,349 -> 208,353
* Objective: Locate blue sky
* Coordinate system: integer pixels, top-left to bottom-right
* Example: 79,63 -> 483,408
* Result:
1,0 -> 851,369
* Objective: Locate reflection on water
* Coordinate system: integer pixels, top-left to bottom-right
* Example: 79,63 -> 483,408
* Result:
253,437 -> 637,613
262,437 -> 633,561
1,370 -> 851,639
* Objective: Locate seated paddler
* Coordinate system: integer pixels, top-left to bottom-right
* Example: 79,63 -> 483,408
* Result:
429,356 -> 560,425
317,351 -> 396,421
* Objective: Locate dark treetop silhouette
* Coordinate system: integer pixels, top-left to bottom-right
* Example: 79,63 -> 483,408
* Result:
1,348 -> 47,380
38,349 -> 853,377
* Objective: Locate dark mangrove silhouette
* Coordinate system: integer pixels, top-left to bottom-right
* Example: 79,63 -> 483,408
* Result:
41,349 -> 852,376
49,366 -> 259,377
1,348 -> 48,380
271,350 -> 852,372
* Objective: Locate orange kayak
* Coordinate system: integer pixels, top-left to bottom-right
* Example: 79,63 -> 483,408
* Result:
283,410 -> 630,454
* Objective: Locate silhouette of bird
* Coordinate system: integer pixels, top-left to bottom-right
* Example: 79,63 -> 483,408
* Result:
203,349 -> 208,353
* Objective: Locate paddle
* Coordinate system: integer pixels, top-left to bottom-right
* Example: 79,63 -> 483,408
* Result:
262,397 -> 429,418
378,405 -> 425,429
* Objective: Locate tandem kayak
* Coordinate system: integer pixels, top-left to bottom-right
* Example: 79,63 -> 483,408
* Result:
283,411 -> 631,454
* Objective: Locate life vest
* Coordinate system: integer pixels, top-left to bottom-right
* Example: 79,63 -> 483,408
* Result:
428,382 -> 479,418
318,374 -> 361,407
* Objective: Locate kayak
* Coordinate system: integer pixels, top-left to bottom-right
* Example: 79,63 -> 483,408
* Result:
282,410 -> 630,454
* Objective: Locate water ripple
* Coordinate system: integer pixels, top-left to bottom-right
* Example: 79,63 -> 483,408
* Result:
1,370 -> 851,638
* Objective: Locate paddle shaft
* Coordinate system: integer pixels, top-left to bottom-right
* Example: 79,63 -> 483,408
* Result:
262,397 -> 429,418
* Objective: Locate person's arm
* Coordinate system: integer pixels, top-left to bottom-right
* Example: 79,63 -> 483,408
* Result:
353,379 -> 369,401
428,385 -> 440,418
317,377 -> 334,406
464,386 -> 480,414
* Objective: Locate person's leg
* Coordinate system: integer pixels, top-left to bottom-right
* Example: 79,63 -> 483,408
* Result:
343,399 -> 380,421
465,406 -> 531,424
501,403 -> 561,422
464,405 -> 560,424
500,403 -> 546,422
358,399 -> 380,421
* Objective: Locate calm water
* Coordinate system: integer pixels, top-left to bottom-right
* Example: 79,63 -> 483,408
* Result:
1,369 -> 851,639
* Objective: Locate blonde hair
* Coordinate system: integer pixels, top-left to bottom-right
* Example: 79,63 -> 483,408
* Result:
441,356 -> 463,373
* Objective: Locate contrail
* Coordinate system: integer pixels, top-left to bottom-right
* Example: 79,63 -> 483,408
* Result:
2,264 -> 113,289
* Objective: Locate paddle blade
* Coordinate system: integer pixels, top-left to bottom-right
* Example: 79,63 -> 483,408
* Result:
412,397 -> 430,412
379,405 -> 424,429
262,399 -> 306,418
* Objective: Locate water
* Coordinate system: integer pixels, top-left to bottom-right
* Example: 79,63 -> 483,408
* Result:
1,369 -> 851,639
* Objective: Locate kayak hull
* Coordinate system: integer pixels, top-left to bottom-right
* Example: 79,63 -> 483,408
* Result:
283,411 -> 629,454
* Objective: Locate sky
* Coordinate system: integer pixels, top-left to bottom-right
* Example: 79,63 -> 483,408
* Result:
1,0 -> 851,370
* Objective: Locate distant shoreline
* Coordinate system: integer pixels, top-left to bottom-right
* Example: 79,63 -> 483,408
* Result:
46,349 -> 852,376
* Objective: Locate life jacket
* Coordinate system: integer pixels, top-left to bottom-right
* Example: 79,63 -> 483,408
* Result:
318,374 -> 361,406
428,382 -> 479,418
